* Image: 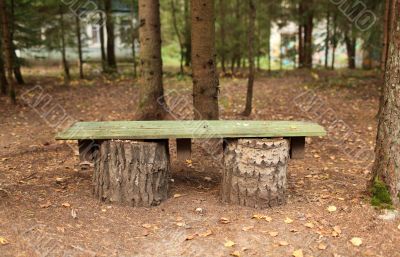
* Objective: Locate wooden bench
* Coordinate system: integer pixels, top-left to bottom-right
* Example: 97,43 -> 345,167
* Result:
56,120 -> 325,208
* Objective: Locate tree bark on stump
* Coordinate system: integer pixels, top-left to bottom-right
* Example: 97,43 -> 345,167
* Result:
93,140 -> 170,207
221,138 -> 289,208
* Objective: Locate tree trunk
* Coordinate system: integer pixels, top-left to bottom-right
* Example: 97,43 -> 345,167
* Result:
59,6 -> 70,85
345,32 -> 356,69
131,0 -> 138,78
298,2 -> 304,68
243,0 -> 255,116
93,140 -> 170,207
266,18 -> 271,72
371,1 -> 400,206
104,0 -> 117,72
381,0 -> 396,71
137,0 -> 167,120
191,0 -> 219,120
219,0 -> 226,73
170,0 -> 184,75
75,15 -> 84,79
0,0 -> 16,103
331,14 -> 337,70
99,12 -> 107,72
304,8 -> 313,69
10,0 -> 23,85
221,138 -> 289,208
0,39 -> 7,95
183,0 -> 191,67
324,11 -> 330,69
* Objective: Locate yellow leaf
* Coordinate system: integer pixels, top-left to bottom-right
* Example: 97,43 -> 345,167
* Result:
350,237 -> 362,247
327,205 -> 337,212
269,231 -> 279,237
279,241 -> 289,246
242,226 -> 254,231
398,224 -> 400,230
224,240 -> 235,247
142,223 -> 152,229
292,249 -> 304,257
284,217 -> 293,224
0,237 -> 8,245
62,202 -> 71,208
230,251 -> 241,257
199,230 -> 213,237
220,217 -> 230,224
173,194 -> 182,198
186,233 -> 198,240
318,243 -> 327,250
176,222 -> 185,227
304,222 -> 314,228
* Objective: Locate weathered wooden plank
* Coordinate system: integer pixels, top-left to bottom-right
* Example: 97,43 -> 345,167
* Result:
56,120 -> 326,140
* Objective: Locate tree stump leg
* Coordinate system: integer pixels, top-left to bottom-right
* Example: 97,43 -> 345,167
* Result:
221,138 -> 289,208
93,140 -> 170,207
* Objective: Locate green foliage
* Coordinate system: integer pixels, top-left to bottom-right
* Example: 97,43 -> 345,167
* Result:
371,177 -> 393,209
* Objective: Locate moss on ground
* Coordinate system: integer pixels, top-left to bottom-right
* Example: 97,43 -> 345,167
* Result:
371,177 -> 393,209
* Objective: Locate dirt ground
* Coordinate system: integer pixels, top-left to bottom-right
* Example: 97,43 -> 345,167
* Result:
1,69 -> 399,257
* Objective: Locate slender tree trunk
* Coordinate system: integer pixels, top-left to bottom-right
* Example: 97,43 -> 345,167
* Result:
99,12 -> 107,72
267,17 -> 271,72
10,0 -> 23,85
0,0 -> 16,103
243,0 -> 255,116
331,13 -> 337,70
137,0 -> 167,120
104,0 -> 117,71
371,0 -> 400,206
298,2 -> 304,68
75,15 -> 84,79
381,0 -> 396,71
183,0 -> 191,67
219,0 -> 226,73
345,32 -> 356,69
0,39 -> 7,95
130,0 -> 138,78
170,0 -> 184,75
324,11 -> 330,69
59,6 -> 70,85
191,0 -> 219,120
304,8 -> 313,69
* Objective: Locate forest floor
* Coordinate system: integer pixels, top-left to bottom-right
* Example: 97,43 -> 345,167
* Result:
0,67 -> 399,257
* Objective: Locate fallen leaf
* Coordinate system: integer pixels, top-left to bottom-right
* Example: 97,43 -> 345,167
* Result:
56,227 -> 65,233
199,230 -> 213,237
242,226 -> 254,231
279,241 -> 289,246
318,243 -> 327,250
327,206 -> 337,212
304,222 -> 314,228
173,194 -> 182,198
350,237 -> 362,247
40,202 -> 51,208
220,217 -> 230,224
224,240 -> 235,247
186,233 -> 198,240
292,249 -> 304,257
332,226 -> 342,237
176,222 -> 186,227
284,217 -> 293,224
71,209 -> 77,219
142,223 -> 152,229
398,224 -> 400,230
230,251 -> 241,257
252,214 -> 272,222
0,237 -> 9,245
269,231 -> 279,237
62,202 -> 71,208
